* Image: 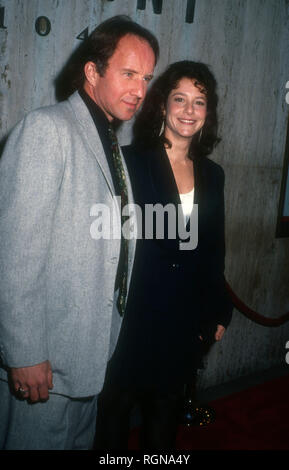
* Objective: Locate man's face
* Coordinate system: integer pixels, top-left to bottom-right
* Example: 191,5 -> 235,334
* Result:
86,34 -> 156,122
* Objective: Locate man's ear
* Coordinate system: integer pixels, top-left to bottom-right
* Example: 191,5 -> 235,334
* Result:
84,61 -> 99,87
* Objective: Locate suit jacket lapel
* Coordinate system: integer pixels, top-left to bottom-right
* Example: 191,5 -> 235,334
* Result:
192,156 -> 204,208
68,91 -> 116,195
147,145 -> 184,249
148,145 -> 206,230
68,92 -> 136,290
148,144 -> 181,208
149,145 -> 205,205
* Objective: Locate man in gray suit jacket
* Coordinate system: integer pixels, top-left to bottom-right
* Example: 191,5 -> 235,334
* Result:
0,15 -> 158,450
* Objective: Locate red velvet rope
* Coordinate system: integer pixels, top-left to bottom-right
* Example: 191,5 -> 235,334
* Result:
225,281 -> 289,327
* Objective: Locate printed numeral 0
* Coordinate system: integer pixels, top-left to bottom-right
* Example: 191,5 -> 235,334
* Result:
35,16 -> 51,36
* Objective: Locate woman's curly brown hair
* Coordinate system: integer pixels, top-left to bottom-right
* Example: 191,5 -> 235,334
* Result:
132,61 -> 220,159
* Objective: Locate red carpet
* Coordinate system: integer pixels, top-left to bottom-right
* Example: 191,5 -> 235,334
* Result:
129,374 -> 289,450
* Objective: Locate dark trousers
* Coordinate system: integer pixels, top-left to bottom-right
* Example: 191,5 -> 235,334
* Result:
94,383 -> 183,450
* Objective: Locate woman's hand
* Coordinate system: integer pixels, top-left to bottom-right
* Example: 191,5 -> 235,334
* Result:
215,324 -> 226,341
198,325 -> 226,342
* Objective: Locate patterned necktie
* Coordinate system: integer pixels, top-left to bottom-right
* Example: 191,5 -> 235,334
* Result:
108,124 -> 129,316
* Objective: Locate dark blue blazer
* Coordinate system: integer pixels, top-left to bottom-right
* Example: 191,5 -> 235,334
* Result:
122,144 -> 233,337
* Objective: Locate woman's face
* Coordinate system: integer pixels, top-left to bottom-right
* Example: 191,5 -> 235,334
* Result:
164,77 -> 207,143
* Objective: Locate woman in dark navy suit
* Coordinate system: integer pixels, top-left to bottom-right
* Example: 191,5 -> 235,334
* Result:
95,61 -> 233,450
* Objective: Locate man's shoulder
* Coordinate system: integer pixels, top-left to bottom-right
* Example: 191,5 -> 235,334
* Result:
22,91 -> 84,124
26,93 -> 75,122
9,92 -> 84,141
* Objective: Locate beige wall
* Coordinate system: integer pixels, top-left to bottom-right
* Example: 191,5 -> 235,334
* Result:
1,0 -> 289,389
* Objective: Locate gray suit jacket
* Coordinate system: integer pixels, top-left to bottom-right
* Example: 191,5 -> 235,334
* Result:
0,91 -> 136,397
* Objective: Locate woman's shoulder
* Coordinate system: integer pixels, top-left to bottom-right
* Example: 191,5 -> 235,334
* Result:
200,156 -> 225,182
122,144 -> 155,159
121,144 -> 156,171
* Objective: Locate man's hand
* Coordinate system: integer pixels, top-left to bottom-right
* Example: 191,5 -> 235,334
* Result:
215,324 -> 226,341
10,360 -> 53,403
